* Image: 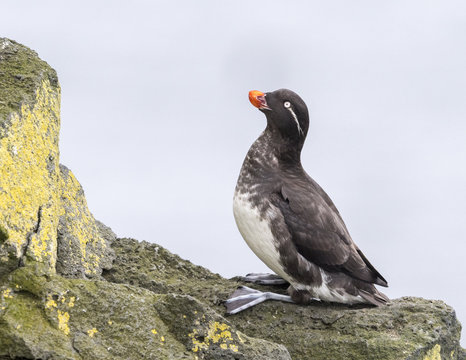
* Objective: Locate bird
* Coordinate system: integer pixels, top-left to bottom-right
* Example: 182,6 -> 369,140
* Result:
225,89 -> 388,315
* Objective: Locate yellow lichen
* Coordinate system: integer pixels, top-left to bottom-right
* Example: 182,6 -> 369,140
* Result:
423,344 -> 441,360
57,310 -> 70,335
58,169 -> 107,276
45,295 -> 57,309
2,288 -> 13,299
0,74 -> 107,276
208,322 -> 232,344
0,78 -> 61,270
189,322 -> 240,353
87,328 -> 98,337
161,336 -> 165,342
151,329 -> 158,335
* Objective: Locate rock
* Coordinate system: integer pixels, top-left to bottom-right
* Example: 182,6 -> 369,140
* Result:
56,164 -> 115,278
0,38 -> 61,276
0,38 -> 114,278
102,238 -> 233,304
1,266 -> 289,360
0,38 -> 464,359
106,237 -> 465,360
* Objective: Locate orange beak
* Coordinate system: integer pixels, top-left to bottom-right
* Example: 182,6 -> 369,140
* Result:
249,90 -> 270,110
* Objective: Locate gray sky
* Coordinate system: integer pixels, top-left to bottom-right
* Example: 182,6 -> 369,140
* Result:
4,0 -> 466,345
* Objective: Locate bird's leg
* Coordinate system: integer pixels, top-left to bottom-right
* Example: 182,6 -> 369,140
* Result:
224,286 -> 294,315
240,272 -> 288,285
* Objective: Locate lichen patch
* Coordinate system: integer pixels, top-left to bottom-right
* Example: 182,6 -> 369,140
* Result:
57,310 -> 70,335
0,78 -> 60,271
189,321 -> 240,353
87,327 -> 98,337
423,344 -> 441,360
45,295 -> 58,309
2,288 -> 14,299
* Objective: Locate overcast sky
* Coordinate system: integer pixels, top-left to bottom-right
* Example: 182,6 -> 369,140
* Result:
3,0 -> 466,345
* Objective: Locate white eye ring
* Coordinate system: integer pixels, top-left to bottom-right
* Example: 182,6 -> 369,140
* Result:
284,101 -> 291,108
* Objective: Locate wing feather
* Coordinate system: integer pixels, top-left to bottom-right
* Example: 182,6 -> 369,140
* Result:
271,178 -> 387,287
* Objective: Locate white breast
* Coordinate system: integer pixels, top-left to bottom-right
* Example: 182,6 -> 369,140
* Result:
233,192 -> 290,282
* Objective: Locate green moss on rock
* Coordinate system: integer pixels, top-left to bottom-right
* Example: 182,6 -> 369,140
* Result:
0,288 -> 76,359
0,224 -> 8,243
106,237 -> 464,360
1,266 -> 289,359
102,237 -> 232,305
0,38 -> 58,135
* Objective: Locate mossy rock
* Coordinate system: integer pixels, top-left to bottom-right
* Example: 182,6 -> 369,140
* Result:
0,266 -> 290,359
0,38 -> 58,131
105,237 -> 465,360
0,37 -> 114,278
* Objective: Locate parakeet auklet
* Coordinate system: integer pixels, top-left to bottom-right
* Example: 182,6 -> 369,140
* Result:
225,89 -> 388,315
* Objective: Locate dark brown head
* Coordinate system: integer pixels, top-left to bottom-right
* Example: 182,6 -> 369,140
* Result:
249,88 -> 310,158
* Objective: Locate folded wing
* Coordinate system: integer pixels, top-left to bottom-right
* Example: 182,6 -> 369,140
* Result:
272,178 -> 387,287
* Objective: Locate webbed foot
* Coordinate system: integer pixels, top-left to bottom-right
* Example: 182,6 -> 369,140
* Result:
224,286 -> 294,315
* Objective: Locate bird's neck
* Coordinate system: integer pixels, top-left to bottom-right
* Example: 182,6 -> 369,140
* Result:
254,127 -> 304,167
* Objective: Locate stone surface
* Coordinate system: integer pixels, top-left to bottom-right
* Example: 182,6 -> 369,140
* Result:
0,38 -> 114,278
56,165 -> 115,279
106,237 -> 465,360
0,266 -> 290,360
102,237 -> 233,306
0,38 -> 464,359
0,38 -> 61,275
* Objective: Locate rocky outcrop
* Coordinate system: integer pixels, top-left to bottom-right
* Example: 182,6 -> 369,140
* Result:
0,38 -> 464,359
0,38 -> 114,279
105,238 -> 465,360
1,266 -> 289,359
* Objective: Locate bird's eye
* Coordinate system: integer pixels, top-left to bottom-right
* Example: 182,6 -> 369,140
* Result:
284,101 -> 291,108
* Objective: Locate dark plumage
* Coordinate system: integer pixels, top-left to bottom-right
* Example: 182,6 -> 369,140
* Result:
228,89 -> 388,314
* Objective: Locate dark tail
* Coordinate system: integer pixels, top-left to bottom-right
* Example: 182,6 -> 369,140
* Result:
357,249 -> 388,287
358,287 -> 389,306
